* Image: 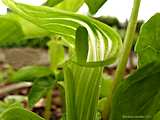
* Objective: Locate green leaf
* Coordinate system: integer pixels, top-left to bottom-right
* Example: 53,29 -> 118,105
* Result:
64,62 -> 103,120
153,111 -> 160,120
135,13 -> 160,68
28,77 -> 55,107
6,13 -> 51,38
0,107 -> 44,120
48,39 -> 65,72
0,13 -> 50,47
85,0 -> 107,14
0,101 -> 22,114
0,16 -> 25,47
44,0 -> 63,7
3,0 -> 122,66
56,0 -> 84,12
10,66 -> 52,82
111,62 -> 160,120
75,26 -> 88,63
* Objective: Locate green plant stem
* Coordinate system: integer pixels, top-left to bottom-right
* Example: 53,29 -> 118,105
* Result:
102,0 -> 141,120
44,89 -> 53,120
114,0 -> 141,88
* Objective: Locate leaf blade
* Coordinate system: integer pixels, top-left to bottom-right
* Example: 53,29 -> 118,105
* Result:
111,62 -> 160,120
0,107 -> 44,120
85,0 -> 107,14
28,77 -> 55,107
44,0 -> 64,7
135,13 -> 160,68
10,66 -> 52,82
0,16 -> 24,47
56,0 -> 84,12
